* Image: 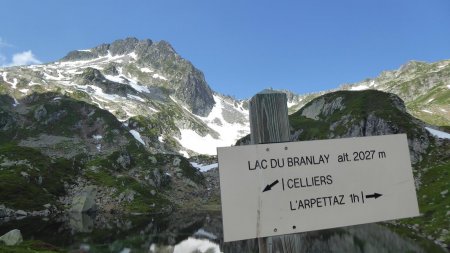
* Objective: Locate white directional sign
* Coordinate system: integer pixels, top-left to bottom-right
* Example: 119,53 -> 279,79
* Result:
217,134 -> 419,242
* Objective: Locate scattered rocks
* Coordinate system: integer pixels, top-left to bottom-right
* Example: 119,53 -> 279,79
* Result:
15,210 -> 27,216
116,153 -> 131,169
29,209 -> 50,216
0,229 -> 23,246
118,189 -> 137,203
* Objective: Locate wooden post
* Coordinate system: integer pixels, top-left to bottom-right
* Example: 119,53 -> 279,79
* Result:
249,90 -> 290,253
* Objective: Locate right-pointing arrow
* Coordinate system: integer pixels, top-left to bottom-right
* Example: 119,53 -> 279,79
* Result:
366,193 -> 383,199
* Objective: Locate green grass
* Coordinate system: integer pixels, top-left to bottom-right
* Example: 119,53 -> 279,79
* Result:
0,144 -> 80,210
0,240 -> 65,253
385,224 -> 448,253
402,160 -> 450,245
85,168 -> 170,213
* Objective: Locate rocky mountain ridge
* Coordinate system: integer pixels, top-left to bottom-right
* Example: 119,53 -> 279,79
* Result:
62,37 -> 216,117
0,37 -> 250,156
286,60 -> 450,128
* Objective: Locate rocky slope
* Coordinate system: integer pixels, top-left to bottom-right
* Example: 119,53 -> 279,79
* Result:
0,92 -> 213,215
0,37 -> 250,157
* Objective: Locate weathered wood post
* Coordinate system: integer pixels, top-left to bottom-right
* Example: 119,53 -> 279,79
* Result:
249,90 -> 290,253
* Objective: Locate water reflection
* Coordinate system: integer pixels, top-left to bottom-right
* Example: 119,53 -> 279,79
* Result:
69,212 -> 94,233
0,211 -> 445,253
150,238 -> 221,253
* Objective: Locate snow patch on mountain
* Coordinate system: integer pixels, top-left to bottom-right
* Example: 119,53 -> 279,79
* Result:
12,97 -> 19,107
127,94 -> 146,102
140,67 -> 153,73
92,135 -> 103,140
129,130 -> 146,145
176,130 -> 223,155
176,95 -> 250,155
129,52 -> 138,60
351,84 -> 369,91
2,72 -> 18,89
152,73 -> 167,80
190,162 -> 218,172
82,85 -> 121,101
28,81 -> 41,86
104,73 -> 150,93
425,127 -> 450,139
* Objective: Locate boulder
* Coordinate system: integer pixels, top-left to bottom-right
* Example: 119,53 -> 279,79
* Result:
0,229 -> 23,246
70,186 -> 97,213
15,210 -> 27,216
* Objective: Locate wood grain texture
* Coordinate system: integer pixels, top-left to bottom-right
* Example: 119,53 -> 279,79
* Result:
250,90 -> 290,144
249,91 -> 290,253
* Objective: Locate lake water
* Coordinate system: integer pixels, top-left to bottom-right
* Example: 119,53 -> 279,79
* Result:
0,211 -> 446,253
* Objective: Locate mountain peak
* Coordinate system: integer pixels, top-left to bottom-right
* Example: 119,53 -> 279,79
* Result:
60,37 -> 178,62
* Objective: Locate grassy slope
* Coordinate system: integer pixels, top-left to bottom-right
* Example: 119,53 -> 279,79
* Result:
401,140 -> 450,246
289,90 -> 423,140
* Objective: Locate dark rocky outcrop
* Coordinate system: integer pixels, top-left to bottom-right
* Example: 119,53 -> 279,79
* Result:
290,90 -> 433,164
75,67 -> 139,96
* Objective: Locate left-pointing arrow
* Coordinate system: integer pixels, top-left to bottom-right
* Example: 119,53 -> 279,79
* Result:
263,180 -> 279,192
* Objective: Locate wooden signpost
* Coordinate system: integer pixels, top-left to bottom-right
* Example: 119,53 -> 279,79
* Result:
217,91 -> 420,252
249,90 -> 290,253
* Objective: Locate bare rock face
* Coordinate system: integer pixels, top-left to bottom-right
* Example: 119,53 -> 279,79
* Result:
301,96 -> 344,120
174,71 -> 215,116
70,186 -> 97,213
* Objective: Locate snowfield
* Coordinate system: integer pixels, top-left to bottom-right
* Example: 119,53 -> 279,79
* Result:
176,95 -> 249,155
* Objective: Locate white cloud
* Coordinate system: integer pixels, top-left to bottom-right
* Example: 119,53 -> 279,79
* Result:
0,38 -> 41,67
1,50 -> 41,67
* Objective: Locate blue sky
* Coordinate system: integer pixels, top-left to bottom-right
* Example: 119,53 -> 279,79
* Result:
1,0 -> 450,98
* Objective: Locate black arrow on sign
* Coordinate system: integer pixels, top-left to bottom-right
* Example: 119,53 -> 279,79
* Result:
365,193 -> 383,199
263,180 -> 279,192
